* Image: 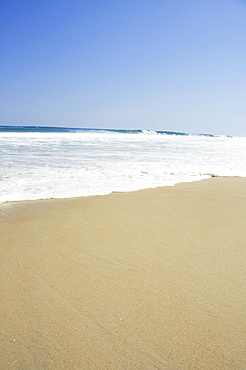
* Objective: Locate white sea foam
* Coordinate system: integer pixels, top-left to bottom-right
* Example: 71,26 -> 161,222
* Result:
0,130 -> 246,203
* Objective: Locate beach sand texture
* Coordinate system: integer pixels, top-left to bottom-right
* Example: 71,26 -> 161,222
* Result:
0,178 -> 246,369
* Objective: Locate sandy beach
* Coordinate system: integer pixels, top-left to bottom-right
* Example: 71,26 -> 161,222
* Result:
0,177 -> 246,369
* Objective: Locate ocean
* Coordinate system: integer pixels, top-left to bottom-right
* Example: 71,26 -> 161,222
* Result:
1,125 -> 246,203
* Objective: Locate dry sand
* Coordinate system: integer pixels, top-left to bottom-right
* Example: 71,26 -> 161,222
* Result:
0,177 -> 246,369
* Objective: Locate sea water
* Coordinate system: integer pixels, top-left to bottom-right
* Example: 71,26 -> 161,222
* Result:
0,126 -> 246,203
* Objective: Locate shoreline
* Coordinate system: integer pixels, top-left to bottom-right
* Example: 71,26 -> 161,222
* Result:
1,177 -> 246,369
1,174 -> 244,206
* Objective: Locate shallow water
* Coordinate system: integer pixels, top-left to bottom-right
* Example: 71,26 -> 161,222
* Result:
1,127 -> 246,202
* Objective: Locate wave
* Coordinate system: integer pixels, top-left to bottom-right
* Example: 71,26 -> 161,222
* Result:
0,125 -> 225,138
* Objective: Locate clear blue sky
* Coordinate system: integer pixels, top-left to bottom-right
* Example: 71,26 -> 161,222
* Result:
0,0 -> 246,136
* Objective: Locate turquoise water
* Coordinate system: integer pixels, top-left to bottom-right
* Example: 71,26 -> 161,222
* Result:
0,125 -> 218,137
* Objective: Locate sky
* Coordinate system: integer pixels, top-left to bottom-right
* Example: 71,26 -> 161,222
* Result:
0,0 -> 246,136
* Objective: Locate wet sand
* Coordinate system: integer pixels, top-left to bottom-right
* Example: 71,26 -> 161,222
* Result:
0,178 -> 246,369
